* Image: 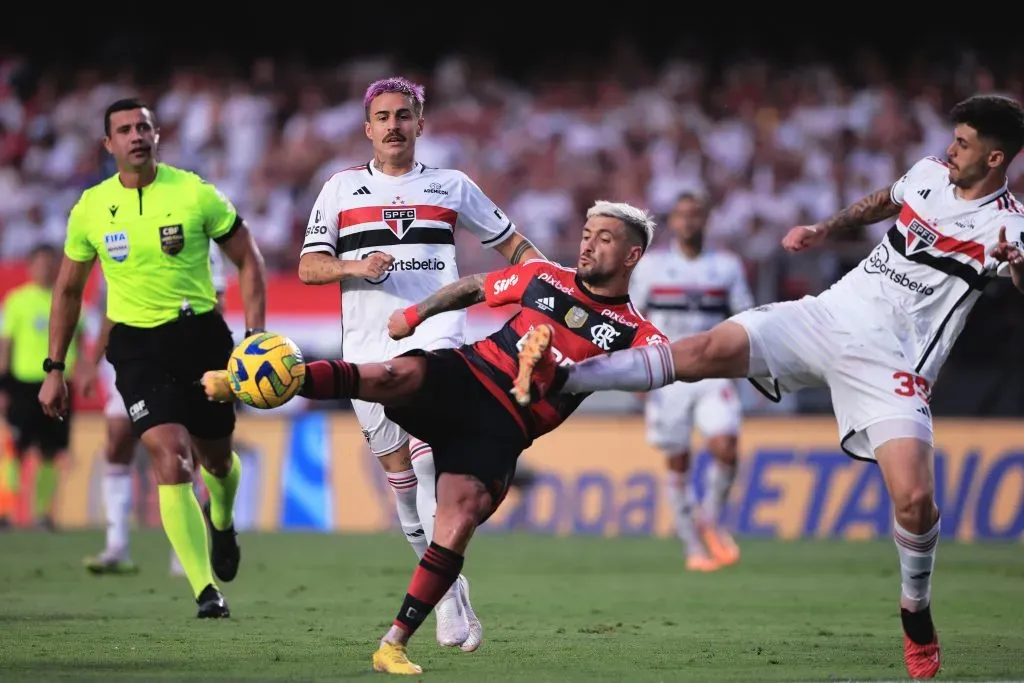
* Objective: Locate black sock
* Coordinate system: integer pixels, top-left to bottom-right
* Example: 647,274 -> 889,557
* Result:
299,360 -> 361,400
392,542 -> 464,636
901,606 -> 936,645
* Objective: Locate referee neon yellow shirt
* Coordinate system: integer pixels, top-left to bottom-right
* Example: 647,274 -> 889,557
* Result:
64,163 -> 239,329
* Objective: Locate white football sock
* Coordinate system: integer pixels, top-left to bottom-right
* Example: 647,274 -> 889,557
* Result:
894,516 -> 940,611
665,470 -> 702,556
102,462 -> 133,557
410,438 -> 436,545
702,460 -> 736,526
563,344 -> 675,394
386,468 -> 427,559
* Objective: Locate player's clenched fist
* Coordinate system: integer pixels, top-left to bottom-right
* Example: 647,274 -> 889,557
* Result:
359,251 -> 394,280
782,224 -> 828,252
387,307 -> 416,340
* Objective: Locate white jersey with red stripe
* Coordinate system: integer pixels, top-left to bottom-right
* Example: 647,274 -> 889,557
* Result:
301,160 -> 516,363
816,155 -> 1024,385
628,243 -> 754,340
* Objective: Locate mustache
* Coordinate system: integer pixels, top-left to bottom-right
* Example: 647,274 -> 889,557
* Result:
383,132 -> 406,143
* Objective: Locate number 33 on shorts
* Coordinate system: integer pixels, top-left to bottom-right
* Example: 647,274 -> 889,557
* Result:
893,371 -> 931,402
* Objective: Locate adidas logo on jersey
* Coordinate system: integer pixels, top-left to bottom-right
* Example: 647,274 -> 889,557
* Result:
353,186 -> 371,195
535,296 -> 555,311
918,188 -> 931,199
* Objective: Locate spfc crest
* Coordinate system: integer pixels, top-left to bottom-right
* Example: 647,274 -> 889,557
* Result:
159,224 -> 185,255
565,305 -> 588,329
905,219 -> 937,255
382,208 -> 417,238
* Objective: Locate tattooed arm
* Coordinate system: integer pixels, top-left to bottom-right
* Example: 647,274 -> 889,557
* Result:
494,232 -> 545,264
388,274 -> 487,339
783,187 -> 901,253
817,187 -> 901,237
414,274 -> 487,319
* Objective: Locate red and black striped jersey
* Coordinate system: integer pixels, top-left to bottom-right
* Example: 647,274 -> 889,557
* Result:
458,259 -> 668,443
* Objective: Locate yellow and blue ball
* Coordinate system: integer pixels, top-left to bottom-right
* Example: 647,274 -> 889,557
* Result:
227,332 -> 305,409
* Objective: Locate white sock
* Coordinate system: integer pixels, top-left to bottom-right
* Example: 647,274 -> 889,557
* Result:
665,470 -> 702,556
563,343 -> 675,394
894,516 -> 940,611
410,438 -> 436,546
102,462 -> 133,557
702,460 -> 736,526
386,468 -> 427,559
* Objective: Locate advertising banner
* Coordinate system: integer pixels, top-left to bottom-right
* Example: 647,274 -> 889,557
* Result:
8,415 -> 1021,542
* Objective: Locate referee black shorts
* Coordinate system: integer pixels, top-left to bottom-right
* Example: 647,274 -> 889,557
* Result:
4,379 -> 72,458
106,310 -> 235,440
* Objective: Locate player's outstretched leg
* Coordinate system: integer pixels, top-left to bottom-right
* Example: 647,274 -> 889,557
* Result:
85,417 -> 139,575
512,322 -> 753,403
875,433 -> 942,679
142,425 -> 228,618
372,472 -> 493,675
203,356 -> 427,407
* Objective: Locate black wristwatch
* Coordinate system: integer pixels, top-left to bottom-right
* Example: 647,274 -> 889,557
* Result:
42,358 -> 66,373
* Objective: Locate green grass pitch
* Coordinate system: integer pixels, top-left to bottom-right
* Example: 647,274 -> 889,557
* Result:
1,531 -> 1022,681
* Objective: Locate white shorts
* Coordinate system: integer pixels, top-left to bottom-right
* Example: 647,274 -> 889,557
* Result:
346,330 -> 462,457
730,296 -> 933,461
645,378 -> 742,454
352,398 -> 408,456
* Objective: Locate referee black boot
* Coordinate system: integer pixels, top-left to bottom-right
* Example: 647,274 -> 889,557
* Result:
196,584 -> 230,618
203,500 -> 241,582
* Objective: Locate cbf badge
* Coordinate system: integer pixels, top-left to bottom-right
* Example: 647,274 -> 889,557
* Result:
159,224 -> 184,255
104,231 -> 129,262
565,305 -> 588,329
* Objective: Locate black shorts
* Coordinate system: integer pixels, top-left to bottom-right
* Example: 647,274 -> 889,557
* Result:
5,379 -> 71,457
384,347 -> 528,521
106,310 -> 235,440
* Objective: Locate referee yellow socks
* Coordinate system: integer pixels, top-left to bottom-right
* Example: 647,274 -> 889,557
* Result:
201,451 -> 241,531
158,483 -> 214,598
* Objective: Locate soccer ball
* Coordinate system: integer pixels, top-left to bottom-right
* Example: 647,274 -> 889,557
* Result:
227,332 -> 306,409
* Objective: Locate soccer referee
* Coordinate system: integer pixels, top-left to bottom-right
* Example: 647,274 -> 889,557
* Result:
38,98 -> 268,618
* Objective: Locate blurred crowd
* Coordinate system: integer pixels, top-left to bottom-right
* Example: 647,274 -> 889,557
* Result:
2,47 -> 1024,305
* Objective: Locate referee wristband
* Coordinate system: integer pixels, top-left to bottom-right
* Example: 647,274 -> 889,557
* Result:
403,306 -> 423,329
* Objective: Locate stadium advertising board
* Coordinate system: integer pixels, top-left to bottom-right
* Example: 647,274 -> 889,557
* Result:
9,415 -> 1022,542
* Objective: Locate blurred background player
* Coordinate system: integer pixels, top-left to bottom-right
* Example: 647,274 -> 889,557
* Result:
298,76 -> 543,650
79,249 -> 230,575
38,98 -> 268,618
629,192 -> 753,571
0,244 -> 84,529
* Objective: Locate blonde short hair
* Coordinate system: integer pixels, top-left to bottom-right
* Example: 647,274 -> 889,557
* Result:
586,200 -> 657,251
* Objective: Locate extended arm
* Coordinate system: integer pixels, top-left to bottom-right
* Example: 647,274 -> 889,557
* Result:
412,273 -> 487,320
816,187 -> 901,238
